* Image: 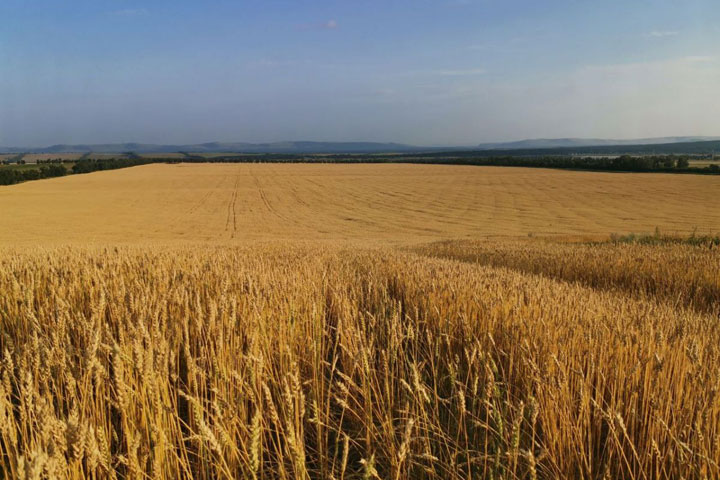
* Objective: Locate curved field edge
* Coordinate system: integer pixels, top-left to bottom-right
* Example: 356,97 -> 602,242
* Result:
411,239 -> 720,315
0,245 -> 718,479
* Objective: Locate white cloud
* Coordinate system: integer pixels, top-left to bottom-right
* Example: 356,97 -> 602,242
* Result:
380,55 -> 720,143
683,55 -> 716,63
299,19 -> 338,31
519,56 -> 720,137
646,30 -> 679,38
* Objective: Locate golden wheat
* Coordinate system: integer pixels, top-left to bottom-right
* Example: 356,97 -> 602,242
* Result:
413,239 -> 720,314
1,163 -> 719,244
0,244 -> 718,479
1,163 -> 719,478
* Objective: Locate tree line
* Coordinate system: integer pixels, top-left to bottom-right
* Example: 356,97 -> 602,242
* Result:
174,153 -> 719,174
0,164 -> 68,185
1,153 -> 718,187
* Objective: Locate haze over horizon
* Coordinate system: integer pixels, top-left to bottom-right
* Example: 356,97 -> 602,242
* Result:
2,0 -> 719,147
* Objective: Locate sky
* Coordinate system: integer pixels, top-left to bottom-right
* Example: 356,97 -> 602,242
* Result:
1,0 -> 719,147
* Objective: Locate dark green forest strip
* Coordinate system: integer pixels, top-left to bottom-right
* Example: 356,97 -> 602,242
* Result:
1,153 -> 719,187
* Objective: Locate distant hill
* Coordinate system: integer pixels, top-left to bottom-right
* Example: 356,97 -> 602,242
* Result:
462,140 -> 720,157
0,141 -> 428,155
477,137 -> 720,150
2,137 -> 720,156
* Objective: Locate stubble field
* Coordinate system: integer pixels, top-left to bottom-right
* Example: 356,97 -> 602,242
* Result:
0,163 -> 718,244
1,163 -> 719,479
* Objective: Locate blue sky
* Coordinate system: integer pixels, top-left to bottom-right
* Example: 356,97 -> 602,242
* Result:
1,0 -> 719,146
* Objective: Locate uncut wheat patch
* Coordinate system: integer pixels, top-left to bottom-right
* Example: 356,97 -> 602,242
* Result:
0,245 -> 718,479
413,239 -> 720,315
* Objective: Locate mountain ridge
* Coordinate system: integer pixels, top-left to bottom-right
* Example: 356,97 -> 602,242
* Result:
476,136 -> 720,150
0,141 -> 426,154
2,137 -> 720,155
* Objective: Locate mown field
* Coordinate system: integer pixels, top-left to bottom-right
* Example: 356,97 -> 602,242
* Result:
1,163 -> 718,244
0,163 -> 719,479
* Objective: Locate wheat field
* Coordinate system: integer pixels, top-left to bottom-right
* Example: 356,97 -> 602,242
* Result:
0,163 -> 718,244
1,163 -> 719,479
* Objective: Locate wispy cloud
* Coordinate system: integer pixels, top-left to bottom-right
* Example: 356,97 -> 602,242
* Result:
683,55 -> 715,63
433,68 -> 486,76
110,8 -> 148,17
299,19 -> 338,31
646,30 -> 679,38
579,56 -> 716,76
